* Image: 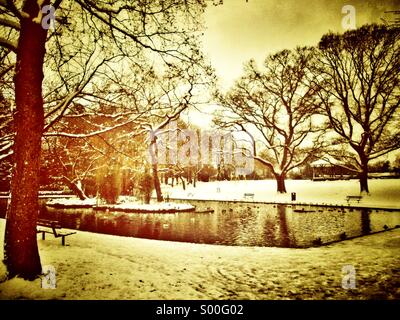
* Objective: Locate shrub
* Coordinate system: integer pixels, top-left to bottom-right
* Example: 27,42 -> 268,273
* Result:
138,172 -> 154,204
98,171 -> 121,204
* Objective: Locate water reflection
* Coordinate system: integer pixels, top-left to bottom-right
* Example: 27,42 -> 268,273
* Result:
0,198 -> 399,248
277,205 -> 291,247
361,209 -> 371,234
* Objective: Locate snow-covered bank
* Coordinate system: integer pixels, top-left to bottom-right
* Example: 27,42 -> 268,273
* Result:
46,197 -> 97,208
94,202 -> 195,213
46,198 -> 195,213
161,179 -> 400,209
0,219 -> 399,300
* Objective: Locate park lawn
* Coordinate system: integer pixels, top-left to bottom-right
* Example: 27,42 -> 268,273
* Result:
161,179 -> 400,209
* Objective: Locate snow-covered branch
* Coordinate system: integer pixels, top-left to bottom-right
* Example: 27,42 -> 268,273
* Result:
0,16 -> 20,30
44,118 -> 137,138
0,148 -> 13,161
43,91 -> 81,132
0,0 -> 23,20
0,37 -> 17,52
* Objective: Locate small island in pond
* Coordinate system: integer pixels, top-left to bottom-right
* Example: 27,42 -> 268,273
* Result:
46,198 -> 195,213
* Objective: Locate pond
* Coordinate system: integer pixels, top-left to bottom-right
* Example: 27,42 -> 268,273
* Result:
1,198 -> 399,248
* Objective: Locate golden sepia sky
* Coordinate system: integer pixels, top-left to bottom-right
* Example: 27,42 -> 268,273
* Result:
202,0 -> 399,89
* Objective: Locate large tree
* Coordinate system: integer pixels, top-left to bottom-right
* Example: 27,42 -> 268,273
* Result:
216,48 -> 325,193
2,0 -> 52,280
313,24 -> 400,193
0,0 -> 208,279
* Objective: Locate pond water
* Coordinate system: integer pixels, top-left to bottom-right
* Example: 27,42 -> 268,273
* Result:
1,198 -> 399,248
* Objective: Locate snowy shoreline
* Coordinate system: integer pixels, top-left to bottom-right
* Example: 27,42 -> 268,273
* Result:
93,203 -> 195,213
161,179 -> 400,210
2,179 -> 398,211
45,198 -> 196,213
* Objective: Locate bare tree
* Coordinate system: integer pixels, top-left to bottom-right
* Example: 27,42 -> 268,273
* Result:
42,135 -> 102,200
216,47 -> 325,193
41,58 -> 213,203
144,63 -> 213,201
313,24 -> 400,193
383,10 -> 400,27
0,0 -> 208,279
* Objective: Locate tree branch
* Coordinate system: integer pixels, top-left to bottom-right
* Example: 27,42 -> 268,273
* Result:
0,16 -> 20,30
0,36 -> 17,52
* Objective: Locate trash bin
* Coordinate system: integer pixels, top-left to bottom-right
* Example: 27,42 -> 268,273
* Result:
291,192 -> 296,201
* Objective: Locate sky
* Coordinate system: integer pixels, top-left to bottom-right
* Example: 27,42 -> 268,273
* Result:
189,0 -> 399,128
201,0 -> 400,90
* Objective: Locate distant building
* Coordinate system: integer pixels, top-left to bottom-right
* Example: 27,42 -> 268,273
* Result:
310,157 -> 356,181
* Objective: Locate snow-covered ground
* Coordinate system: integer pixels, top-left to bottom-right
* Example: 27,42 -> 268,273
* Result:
161,179 -> 400,209
0,219 -> 399,299
46,197 -> 97,207
46,198 -> 194,212
95,202 -> 195,213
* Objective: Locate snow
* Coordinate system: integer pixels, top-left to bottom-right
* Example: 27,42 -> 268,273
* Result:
0,179 -> 399,299
46,197 -> 195,212
39,191 -> 71,195
161,179 -> 400,209
0,142 -> 13,161
0,36 -> 17,52
310,156 -> 340,167
95,202 -> 195,212
46,197 -> 97,207
45,119 -> 138,139
0,218 -> 399,299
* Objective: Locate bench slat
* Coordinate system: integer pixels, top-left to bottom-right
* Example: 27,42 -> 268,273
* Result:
37,219 -> 75,245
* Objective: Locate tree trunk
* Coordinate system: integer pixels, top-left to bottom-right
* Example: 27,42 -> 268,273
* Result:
359,169 -> 369,193
149,140 -> 163,202
4,1 -> 49,280
62,177 -> 88,200
152,163 -> 163,202
144,192 -> 151,204
180,177 -> 186,190
275,173 -> 287,193
359,155 -> 369,193
187,169 -> 192,184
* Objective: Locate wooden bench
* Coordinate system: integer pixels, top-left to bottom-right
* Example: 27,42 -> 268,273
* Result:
243,193 -> 255,200
37,219 -> 76,246
346,195 -> 362,205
